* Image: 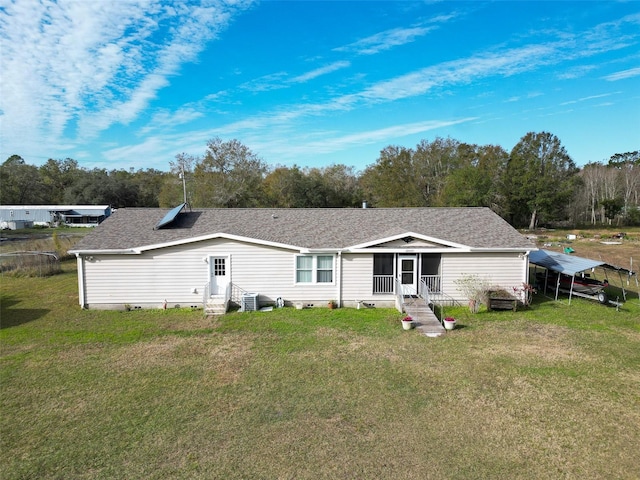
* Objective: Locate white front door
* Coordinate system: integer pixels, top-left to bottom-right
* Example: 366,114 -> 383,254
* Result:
398,255 -> 418,295
209,256 -> 229,297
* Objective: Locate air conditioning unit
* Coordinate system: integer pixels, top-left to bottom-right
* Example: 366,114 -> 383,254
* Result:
241,293 -> 259,312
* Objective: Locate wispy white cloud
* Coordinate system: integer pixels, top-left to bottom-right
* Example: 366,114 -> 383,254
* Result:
239,61 -> 352,93
290,61 -> 351,83
505,92 -> 544,103
138,107 -> 205,135
333,10 -> 461,57
0,0 -> 256,157
355,43 -> 558,103
104,116 -> 477,167
603,67 -> 640,81
557,65 -> 598,80
281,118 -> 477,155
334,25 -> 435,55
560,92 -> 620,105
239,72 -> 289,93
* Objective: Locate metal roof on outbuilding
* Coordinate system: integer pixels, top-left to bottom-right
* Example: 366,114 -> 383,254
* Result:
529,249 -> 635,276
529,249 -> 604,276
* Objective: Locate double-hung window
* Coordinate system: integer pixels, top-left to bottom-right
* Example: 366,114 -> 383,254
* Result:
295,255 -> 334,284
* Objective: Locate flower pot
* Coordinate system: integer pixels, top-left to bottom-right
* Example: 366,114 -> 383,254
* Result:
443,319 -> 456,330
402,320 -> 414,330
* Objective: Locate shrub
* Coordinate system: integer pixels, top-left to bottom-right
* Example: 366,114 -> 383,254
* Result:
454,274 -> 493,313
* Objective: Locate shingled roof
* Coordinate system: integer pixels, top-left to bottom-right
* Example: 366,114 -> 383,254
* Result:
70,207 -> 534,252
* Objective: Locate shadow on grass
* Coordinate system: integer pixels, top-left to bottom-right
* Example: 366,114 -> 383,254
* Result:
0,294 -> 49,329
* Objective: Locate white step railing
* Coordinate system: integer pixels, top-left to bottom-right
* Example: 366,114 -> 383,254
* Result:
202,281 -> 232,314
418,277 -> 432,307
395,277 -> 405,313
202,282 -> 211,305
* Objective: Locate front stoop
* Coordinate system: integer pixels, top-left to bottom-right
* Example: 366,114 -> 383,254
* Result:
205,297 -> 227,316
403,304 -> 445,337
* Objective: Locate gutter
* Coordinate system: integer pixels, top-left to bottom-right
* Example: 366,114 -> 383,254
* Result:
336,251 -> 342,307
69,249 -> 139,255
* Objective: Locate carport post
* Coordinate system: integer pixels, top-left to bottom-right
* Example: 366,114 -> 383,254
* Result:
569,276 -> 575,305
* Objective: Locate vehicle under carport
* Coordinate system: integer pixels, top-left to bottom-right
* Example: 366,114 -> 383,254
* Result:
529,249 -> 635,306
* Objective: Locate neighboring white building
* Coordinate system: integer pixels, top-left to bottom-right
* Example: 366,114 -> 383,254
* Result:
0,205 -> 111,229
69,205 -> 536,311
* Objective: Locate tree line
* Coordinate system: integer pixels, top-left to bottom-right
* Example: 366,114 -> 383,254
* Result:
2,132 -> 638,229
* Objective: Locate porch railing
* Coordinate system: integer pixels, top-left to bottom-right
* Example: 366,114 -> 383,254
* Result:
375,274 -> 442,295
420,275 -> 442,294
373,275 -> 395,294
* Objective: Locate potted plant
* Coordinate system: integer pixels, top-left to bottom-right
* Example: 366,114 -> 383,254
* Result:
328,300 -> 337,309
443,316 -> 456,330
401,315 -> 414,330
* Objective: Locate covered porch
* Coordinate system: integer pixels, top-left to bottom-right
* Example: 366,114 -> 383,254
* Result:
372,253 -> 442,295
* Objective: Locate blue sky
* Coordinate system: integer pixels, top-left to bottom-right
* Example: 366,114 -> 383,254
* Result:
1,1 -> 639,172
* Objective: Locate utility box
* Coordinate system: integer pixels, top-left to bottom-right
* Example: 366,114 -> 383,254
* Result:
241,293 -> 259,312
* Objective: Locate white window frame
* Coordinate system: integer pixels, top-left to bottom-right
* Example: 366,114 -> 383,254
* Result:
294,254 -> 335,285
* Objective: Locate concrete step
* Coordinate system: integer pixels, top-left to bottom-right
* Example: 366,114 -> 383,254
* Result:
205,297 -> 227,316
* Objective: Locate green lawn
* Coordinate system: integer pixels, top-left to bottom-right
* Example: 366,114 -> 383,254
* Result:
1,261 -> 639,479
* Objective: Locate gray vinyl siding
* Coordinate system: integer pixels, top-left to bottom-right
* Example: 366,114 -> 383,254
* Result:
82,238 -> 337,308
80,235 -> 527,309
340,253 -> 394,307
441,252 -> 526,301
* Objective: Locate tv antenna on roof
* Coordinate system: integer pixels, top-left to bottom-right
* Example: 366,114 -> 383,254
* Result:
179,164 -> 187,205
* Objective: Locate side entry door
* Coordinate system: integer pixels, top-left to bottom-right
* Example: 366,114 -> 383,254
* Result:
209,256 -> 229,296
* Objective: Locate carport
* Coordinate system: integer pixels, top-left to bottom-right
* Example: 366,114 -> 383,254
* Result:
529,249 -> 634,305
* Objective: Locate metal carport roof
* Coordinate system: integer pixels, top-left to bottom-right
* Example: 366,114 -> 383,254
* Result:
530,249 -> 635,276
529,249 -> 605,276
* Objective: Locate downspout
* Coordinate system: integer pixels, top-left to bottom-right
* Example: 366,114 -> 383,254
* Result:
521,252 -> 529,301
337,251 -> 342,307
76,254 -> 87,309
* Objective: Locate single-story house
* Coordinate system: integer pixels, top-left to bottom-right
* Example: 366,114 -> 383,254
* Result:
0,205 -> 111,228
69,205 -> 536,311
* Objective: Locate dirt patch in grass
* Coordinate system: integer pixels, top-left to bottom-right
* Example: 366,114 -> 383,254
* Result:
476,321 -> 590,363
109,334 -> 255,385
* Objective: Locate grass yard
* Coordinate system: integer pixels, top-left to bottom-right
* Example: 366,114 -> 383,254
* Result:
2,260 -> 640,479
